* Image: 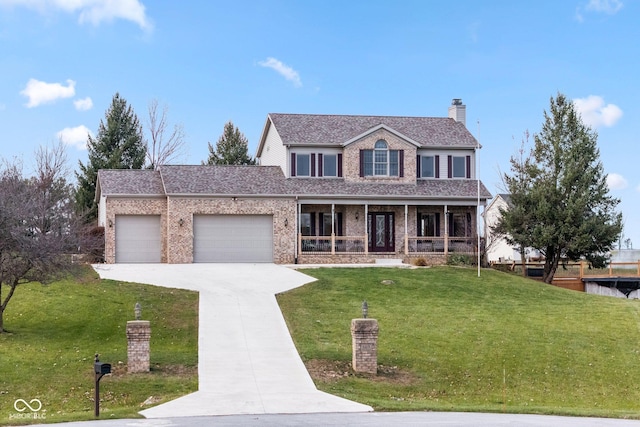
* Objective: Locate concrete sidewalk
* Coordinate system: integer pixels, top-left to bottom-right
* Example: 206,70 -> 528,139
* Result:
92,263 -> 372,417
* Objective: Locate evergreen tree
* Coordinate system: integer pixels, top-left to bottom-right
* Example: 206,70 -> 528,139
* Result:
497,93 -> 622,283
203,121 -> 256,165
75,93 -> 146,221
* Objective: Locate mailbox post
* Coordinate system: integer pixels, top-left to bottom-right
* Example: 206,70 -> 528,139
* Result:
94,354 -> 111,417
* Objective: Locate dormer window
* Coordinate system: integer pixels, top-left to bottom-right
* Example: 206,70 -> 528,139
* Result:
360,140 -> 404,177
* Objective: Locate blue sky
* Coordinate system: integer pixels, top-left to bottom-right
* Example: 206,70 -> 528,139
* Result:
1,0 -> 638,247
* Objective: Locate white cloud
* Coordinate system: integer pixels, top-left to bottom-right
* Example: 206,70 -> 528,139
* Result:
573,95 -> 622,128
258,57 -> 302,88
21,78 -> 75,107
57,125 -> 92,149
74,96 -> 93,111
0,0 -> 152,31
607,173 -> 628,190
586,0 -> 623,14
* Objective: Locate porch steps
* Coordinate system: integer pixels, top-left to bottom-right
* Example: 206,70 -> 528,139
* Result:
375,258 -> 404,265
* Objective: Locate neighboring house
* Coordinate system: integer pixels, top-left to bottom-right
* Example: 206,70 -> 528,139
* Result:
96,99 -> 492,264
483,194 -> 519,262
483,193 -> 542,263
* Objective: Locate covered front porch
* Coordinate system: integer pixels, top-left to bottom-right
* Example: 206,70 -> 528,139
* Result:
295,201 -> 480,264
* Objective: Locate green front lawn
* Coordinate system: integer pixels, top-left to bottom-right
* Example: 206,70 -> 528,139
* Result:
277,266 -> 640,418
0,266 -> 198,425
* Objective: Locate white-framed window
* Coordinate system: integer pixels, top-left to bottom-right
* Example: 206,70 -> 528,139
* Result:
296,154 -> 310,176
361,140 -> 401,177
374,140 -> 388,175
421,156 -> 435,178
323,154 -> 337,177
452,156 -> 466,178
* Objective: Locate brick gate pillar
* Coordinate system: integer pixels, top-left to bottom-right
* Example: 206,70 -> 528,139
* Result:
351,318 -> 379,374
126,320 -> 151,373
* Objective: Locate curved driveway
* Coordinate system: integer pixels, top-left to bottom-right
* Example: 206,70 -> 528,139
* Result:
92,263 -> 372,418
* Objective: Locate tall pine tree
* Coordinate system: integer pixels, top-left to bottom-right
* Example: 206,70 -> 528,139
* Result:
497,93 -> 622,283
203,121 -> 256,165
75,93 -> 146,221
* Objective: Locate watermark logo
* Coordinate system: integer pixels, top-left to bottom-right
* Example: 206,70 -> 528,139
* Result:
9,398 -> 46,420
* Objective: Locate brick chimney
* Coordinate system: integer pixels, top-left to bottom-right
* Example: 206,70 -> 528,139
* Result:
448,98 -> 466,127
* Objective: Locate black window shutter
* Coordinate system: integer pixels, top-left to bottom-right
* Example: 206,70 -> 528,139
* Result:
416,155 -> 421,178
311,153 -> 316,177
359,150 -> 365,177
466,155 -> 471,179
435,155 -> 440,178
337,213 -> 343,236
435,213 -> 441,237
447,155 -> 452,178
318,154 -> 323,177
291,153 -> 296,177
310,213 -> 316,236
337,153 -> 343,177
399,150 -> 404,177
417,213 -> 422,237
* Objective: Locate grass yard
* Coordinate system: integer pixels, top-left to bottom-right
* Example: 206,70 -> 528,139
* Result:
0,265 -> 198,425
277,266 -> 640,419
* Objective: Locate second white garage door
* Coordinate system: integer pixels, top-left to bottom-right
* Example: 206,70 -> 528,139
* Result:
193,215 -> 274,263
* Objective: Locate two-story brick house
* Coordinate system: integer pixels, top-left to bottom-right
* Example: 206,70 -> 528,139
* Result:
96,99 -> 491,264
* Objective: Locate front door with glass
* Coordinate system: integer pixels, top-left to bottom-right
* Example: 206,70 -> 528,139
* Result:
368,212 -> 394,252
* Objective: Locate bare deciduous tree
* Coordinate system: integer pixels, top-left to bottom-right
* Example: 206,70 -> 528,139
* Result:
145,99 -> 187,169
0,144 -> 88,333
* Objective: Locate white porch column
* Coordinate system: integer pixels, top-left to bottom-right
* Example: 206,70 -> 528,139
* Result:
444,204 -> 449,255
404,204 -> 408,255
331,203 -> 335,255
364,204 -> 369,255
297,201 -> 302,258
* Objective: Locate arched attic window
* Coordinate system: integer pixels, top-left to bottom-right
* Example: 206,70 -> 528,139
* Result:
360,139 -> 403,177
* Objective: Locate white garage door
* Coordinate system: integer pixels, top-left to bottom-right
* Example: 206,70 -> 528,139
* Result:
193,215 -> 273,263
115,215 -> 162,263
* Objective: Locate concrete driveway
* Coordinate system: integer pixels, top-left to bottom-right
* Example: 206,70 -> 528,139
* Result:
92,263 -> 372,418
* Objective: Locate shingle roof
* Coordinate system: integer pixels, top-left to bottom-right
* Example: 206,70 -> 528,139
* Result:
97,165 -> 492,201
268,113 -> 477,147
159,165 -> 290,195
290,178 -> 492,200
97,169 -> 164,195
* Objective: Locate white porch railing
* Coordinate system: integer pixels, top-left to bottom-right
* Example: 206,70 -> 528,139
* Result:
298,235 -> 476,255
299,235 -> 367,254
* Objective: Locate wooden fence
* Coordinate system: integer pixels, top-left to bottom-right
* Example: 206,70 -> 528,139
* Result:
491,260 -> 640,292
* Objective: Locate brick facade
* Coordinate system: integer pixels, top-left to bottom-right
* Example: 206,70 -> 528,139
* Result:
104,198 -> 167,263
342,129 -> 417,184
166,197 -> 296,264
104,196 -> 297,264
